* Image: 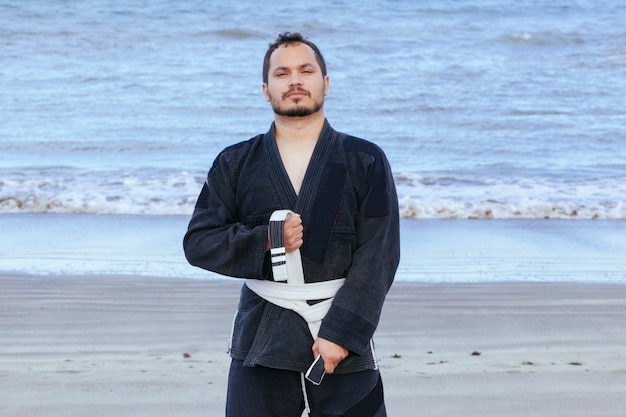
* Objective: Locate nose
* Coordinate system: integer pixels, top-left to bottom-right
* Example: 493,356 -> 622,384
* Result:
288,71 -> 302,86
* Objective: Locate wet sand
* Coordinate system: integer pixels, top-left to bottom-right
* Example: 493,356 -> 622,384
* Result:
1,275 -> 625,416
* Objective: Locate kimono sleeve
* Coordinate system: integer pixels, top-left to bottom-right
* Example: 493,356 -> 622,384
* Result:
317,144 -> 400,355
183,147 -> 271,279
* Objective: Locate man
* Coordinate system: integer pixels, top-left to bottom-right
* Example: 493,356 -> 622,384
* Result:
184,32 -> 400,417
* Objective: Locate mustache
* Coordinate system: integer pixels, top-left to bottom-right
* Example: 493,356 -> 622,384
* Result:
282,87 -> 311,99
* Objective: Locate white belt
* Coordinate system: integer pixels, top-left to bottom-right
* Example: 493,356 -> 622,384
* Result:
245,210 -> 345,338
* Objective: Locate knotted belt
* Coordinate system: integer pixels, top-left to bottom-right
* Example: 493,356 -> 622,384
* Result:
245,209 -> 345,339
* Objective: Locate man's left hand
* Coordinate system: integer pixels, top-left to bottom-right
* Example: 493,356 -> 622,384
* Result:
312,337 -> 348,374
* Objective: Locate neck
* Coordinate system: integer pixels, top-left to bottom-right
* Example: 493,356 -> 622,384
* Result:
273,110 -> 326,144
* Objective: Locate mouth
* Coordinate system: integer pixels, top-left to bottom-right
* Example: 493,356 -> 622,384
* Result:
283,88 -> 310,99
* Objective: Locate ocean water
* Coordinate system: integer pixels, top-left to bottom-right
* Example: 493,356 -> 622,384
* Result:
1,1 -> 626,282
2,0 -> 625,220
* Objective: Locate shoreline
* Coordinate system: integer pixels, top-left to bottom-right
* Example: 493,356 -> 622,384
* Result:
2,275 -> 626,416
1,214 -> 626,283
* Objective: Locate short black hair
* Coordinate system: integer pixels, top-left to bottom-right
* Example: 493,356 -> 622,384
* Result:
262,32 -> 327,84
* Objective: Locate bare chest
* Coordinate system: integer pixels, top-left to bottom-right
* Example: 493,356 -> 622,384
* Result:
277,145 -> 315,195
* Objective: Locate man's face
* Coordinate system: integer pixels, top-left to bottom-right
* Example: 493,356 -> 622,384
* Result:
263,43 -> 329,118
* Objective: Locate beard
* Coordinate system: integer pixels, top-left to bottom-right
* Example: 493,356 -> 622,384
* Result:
272,100 -> 323,117
269,88 -> 324,117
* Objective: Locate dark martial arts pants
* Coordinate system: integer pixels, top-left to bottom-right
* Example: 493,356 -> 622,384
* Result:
226,359 -> 386,417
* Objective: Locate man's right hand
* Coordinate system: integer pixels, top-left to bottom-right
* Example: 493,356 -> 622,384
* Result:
266,212 -> 303,252
283,213 -> 303,253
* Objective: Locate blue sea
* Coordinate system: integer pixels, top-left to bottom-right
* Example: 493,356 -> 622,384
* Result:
1,0 -> 626,281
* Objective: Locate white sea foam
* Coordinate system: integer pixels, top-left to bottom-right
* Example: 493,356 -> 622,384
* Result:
0,169 -> 202,216
2,169 -> 624,219
396,174 -> 626,219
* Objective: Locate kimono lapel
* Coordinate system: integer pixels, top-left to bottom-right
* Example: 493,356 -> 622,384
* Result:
294,120 -> 337,218
264,124 -> 298,209
299,123 -> 347,263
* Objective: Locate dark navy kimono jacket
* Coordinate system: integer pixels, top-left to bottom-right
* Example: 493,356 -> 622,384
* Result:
184,120 -> 400,374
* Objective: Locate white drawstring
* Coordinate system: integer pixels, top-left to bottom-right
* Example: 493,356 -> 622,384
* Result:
300,372 -> 311,415
370,339 -> 379,370
227,311 -> 238,353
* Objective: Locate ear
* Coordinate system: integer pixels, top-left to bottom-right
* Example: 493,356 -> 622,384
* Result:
262,83 -> 270,101
323,75 -> 330,96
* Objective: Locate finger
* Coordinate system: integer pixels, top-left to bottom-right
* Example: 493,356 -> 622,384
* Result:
286,212 -> 301,220
285,239 -> 303,253
285,215 -> 302,228
324,359 -> 337,374
286,224 -> 302,236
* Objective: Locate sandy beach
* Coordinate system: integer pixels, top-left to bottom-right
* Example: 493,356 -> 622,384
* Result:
1,275 -> 625,417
